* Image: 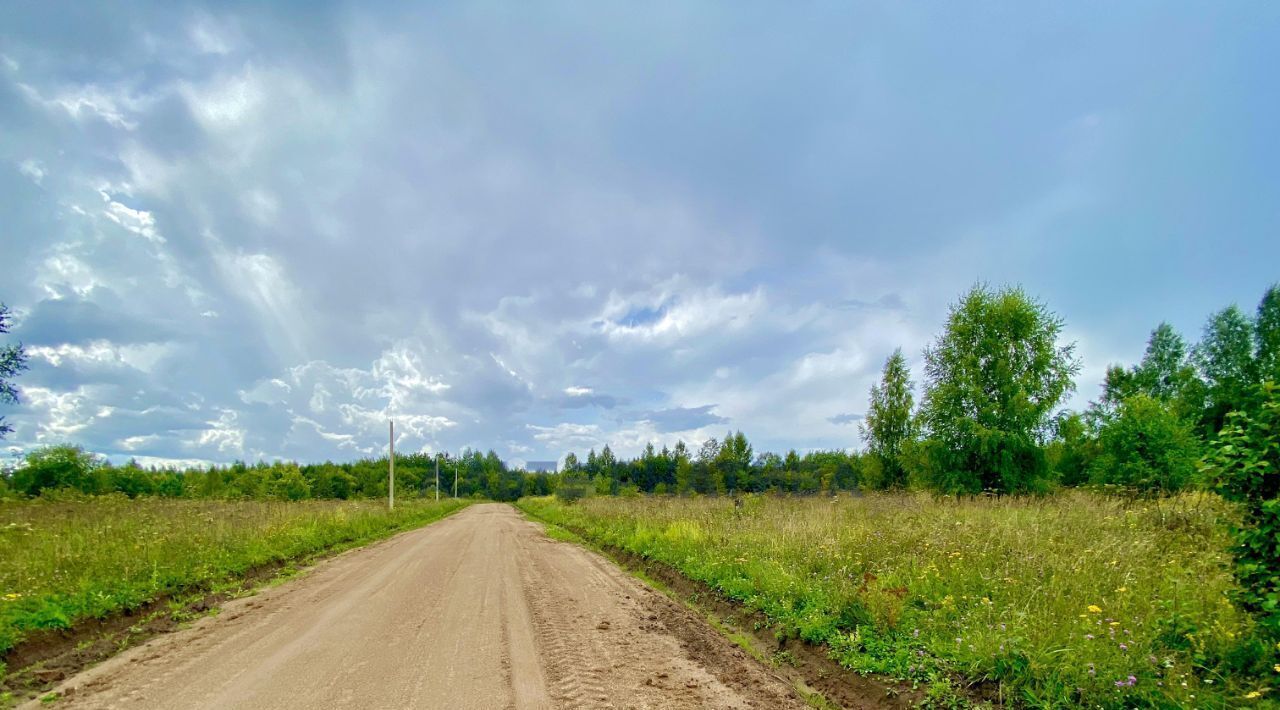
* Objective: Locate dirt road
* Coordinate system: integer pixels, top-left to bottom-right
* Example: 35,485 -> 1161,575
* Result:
38,504 -> 803,710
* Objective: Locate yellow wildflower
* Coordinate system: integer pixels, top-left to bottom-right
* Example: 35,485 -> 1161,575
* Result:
1246,691 -> 1261,699
1087,605 -> 1102,614
1116,586 -> 1127,593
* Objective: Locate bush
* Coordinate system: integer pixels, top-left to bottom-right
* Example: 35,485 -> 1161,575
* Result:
1046,412 -> 1093,486
555,471 -> 591,503
8,445 -> 107,496
1089,395 -> 1200,494
1204,381 -> 1280,639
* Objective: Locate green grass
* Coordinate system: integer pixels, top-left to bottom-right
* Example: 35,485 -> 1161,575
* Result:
518,492 -> 1280,708
0,495 -> 470,673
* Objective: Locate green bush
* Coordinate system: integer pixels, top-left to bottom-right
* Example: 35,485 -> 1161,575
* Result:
1205,381 -> 1280,639
554,471 -> 591,503
1089,395 -> 1200,493
7,445 -> 107,496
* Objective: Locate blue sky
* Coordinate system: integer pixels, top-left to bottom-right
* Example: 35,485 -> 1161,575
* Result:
1,2 -> 1278,467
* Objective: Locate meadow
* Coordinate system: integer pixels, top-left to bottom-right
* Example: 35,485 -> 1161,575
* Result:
0,496 -> 469,679
519,492 -> 1279,708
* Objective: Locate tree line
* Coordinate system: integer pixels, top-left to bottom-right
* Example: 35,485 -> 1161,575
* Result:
0,446 -> 554,502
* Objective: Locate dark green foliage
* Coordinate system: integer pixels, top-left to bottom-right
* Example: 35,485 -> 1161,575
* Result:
9,445 -> 108,496
0,445 -> 542,502
1204,381 -> 1280,638
1089,395 -> 1200,493
918,285 -> 1080,494
1102,323 -> 1205,423
1196,304 -> 1257,434
555,469 -> 591,502
0,303 -> 29,440
1256,285 -> 1280,381
1045,412 -> 1092,486
859,349 -> 915,489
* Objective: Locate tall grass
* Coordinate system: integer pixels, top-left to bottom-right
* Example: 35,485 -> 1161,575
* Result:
519,492 -> 1278,708
0,496 -> 469,665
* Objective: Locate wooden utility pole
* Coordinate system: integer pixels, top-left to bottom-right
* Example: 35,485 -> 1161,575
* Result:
388,420 -> 395,510
454,458 -> 459,498
435,454 -> 440,502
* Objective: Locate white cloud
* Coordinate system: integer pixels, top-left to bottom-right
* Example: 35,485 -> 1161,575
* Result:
99,190 -> 164,243
180,68 -> 264,129
27,341 -> 173,373
36,249 -> 100,299
527,422 -> 601,446
192,408 -> 246,455
596,284 -> 768,343
564,386 -> 593,396
119,434 -> 161,451
21,386 -> 113,440
19,81 -> 145,130
189,16 -> 238,56
18,159 -> 44,185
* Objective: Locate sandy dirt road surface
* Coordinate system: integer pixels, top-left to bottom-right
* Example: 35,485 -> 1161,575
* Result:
36,503 -> 804,710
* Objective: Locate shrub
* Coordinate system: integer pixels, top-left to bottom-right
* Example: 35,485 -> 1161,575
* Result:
1046,412 -> 1093,486
555,471 -> 591,503
1204,381 -> 1280,639
8,445 -> 107,496
1089,395 -> 1200,494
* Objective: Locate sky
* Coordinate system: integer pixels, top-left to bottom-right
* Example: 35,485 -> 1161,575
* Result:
2,2 -> 1278,469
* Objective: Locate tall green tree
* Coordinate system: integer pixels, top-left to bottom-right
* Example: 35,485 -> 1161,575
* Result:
918,284 -> 1080,494
0,303 -> 28,439
1196,304 -> 1256,433
1256,284 -> 1280,382
714,430 -> 753,492
859,348 -> 915,489
1100,323 -> 1203,421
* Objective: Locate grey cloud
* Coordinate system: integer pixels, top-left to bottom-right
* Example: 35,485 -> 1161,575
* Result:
833,294 -> 906,312
827,413 -> 864,426
638,405 -> 728,433
1,1 -> 1276,466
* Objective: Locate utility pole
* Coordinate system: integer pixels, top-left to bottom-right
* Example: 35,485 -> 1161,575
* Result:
388,420 -> 395,510
454,457 -> 459,498
435,454 -> 440,502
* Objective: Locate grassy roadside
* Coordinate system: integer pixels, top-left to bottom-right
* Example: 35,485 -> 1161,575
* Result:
517,493 -> 1279,708
516,502 -> 889,709
0,496 -> 470,689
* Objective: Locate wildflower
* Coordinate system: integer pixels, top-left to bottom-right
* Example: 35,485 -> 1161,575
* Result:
1116,586 -> 1127,593
1119,643 -> 1128,651
1246,691 -> 1262,699
1087,605 -> 1103,614
1087,663 -> 1096,677
1275,664 -> 1280,673
1085,634 -> 1094,640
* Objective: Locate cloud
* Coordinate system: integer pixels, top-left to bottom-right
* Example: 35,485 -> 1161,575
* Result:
827,412 -> 864,425
638,405 -> 728,433
1,1 -> 1277,467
